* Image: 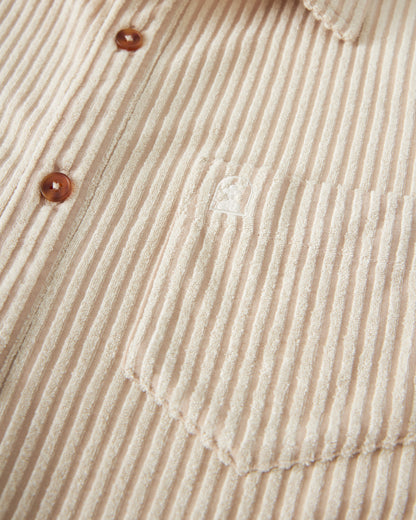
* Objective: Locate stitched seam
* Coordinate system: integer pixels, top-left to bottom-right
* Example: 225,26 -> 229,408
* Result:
249,437 -> 416,475
303,0 -> 352,27
302,0 -> 360,41
124,367 -> 416,476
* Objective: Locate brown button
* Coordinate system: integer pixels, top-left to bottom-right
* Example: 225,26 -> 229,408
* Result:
40,172 -> 72,203
115,28 -> 143,51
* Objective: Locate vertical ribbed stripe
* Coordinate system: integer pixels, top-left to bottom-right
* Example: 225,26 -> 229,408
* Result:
0,0 -> 415,518
125,158 -> 416,474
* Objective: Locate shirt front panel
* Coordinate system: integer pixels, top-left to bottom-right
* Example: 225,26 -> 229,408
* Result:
0,2 -> 415,511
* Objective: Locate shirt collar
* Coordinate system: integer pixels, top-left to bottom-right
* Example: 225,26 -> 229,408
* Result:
302,0 -> 370,41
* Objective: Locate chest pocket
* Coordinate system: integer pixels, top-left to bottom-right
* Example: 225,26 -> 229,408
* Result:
122,156 -> 416,475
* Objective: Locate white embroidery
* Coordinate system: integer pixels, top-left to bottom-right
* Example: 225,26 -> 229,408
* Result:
210,177 -> 251,216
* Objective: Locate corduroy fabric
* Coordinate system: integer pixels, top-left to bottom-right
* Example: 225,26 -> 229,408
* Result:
302,0 -> 370,40
123,157 -> 416,475
0,0 -> 415,518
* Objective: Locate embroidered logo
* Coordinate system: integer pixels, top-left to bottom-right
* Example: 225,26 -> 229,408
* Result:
210,177 -> 252,216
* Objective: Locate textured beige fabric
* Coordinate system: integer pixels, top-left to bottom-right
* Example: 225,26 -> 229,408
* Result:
123,158 -> 416,475
302,0 -> 370,40
0,0 -> 415,518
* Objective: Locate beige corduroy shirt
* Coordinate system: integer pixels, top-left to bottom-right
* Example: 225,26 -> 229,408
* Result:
0,0 -> 415,518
